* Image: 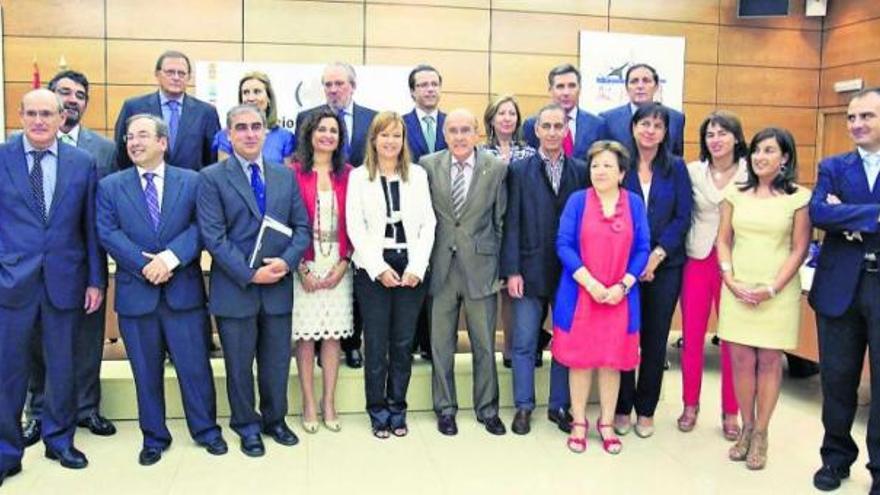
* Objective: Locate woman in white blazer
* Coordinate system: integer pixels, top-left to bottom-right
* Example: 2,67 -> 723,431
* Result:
346,111 -> 436,439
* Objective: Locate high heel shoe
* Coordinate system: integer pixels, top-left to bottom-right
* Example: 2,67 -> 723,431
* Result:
596,419 -> 622,455
677,405 -> 699,432
301,417 -> 319,434
729,424 -> 753,461
633,416 -> 654,438
566,421 -> 589,454
746,430 -> 768,470
722,414 -> 741,442
613,414 -> 632,436
323,417 -> 342,433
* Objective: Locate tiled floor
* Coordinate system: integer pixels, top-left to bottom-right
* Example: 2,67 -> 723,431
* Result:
2,345 -> 873,495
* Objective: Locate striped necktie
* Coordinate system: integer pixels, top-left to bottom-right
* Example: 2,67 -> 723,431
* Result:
451,161 -> 466,217
143,172 -> 161,230
29,150 -> 48,223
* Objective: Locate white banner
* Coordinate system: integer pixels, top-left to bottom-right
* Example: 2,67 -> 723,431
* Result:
578,31 -> 686,113
194,62 -> 414,131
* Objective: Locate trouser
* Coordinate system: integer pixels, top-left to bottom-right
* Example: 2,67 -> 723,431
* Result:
510,296 -> 551,411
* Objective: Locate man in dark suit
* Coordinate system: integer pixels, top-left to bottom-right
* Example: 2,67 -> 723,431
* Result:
295,62 -> 377,368
404,64 -> 448,163
420,109 -> 508,437
523,64 -> 607,160
113,50 -> 220,171
501,103 -> 587,435
22,70 -> 118,447
97,114 -> 228,466
0,89 -> 105,483
600,63 -> 686,158
197,104 -> 310,457
809,87 -> 880,494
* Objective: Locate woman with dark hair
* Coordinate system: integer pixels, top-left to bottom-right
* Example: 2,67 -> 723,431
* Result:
290,108 -> 353,433
213,71 -> 296,164
678,111 -> 748,438
716,127 -> 811,470
614,103 -> 693,438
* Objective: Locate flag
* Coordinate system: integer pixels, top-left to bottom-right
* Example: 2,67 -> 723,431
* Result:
32,58 -> 40,89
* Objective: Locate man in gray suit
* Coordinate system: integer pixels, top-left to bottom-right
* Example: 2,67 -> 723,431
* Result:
419,108 -> 508,436
23,70 -> 118,446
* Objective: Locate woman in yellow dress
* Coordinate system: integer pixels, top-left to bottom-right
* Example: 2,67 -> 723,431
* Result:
716,127 -> 812,470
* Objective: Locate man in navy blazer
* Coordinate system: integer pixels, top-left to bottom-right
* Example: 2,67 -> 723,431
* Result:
97,114 -> 228,466
0,90 -> 105,481
404,64 -> 448,163
523,64 -> 607,161
501,104 -> 587,435
198,104 -> 310,457
113,50 -> 221,171
808,87 -> 880,494
600,63 -> 686,158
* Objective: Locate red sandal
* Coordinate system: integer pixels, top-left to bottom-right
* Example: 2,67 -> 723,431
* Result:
566,421 -> 589,453
597,419 -> 623,455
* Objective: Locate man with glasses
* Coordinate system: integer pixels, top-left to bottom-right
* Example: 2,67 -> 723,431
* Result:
419,108 -> 508,437
20,71 -> 119,448
113,50 -> 221,171
0,89 -> 105,484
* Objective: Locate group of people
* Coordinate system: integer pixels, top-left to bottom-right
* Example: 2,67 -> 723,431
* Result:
0,48 -> 877,495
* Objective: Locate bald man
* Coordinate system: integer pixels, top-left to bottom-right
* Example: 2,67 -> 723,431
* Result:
0,90 -> 104,482
419,109 -> 508,437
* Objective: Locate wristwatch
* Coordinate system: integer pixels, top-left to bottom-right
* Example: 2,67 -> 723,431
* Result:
616,281 -> 631,295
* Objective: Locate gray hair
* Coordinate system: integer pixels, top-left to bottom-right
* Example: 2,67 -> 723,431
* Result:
323,62 -> 357,85
226,104 -> 266,129
126,113 -> 168,138
535,103 -> 566,126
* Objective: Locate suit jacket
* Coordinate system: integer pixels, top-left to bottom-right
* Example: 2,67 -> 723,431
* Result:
808,150 -> 880,317
296,103 -> 377,167
114,91 -> 221,171
500,154 -> 587,298
404,109 -> 447,163
419,148 -> 507,299
523,108 -> 607,160
345,164 -> 437,280
197,156 -> 311,318
78,127 -> 117,179
0,134 -> 105,310
97,166 -> 206,317
621,156 -> 693,269
600,103 -> 686,158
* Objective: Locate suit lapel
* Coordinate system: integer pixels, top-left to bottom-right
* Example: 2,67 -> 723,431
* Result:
225,156 -> 263,219
173,95 -> 197,157
158,166 -> 183,235
48,144 -> 74,224
406,111 -> 429,157
842,151 -> 872,202
263,163 -> 284,219
4,138 -> 45,220
460,149 -> 485,216
434,152 -> 453,216
121,167 -> 155,229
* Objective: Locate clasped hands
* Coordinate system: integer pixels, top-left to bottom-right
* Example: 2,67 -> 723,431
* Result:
724,276 -> 773,307
299,260 -> 352,292
377,269 -> 421,289
141,251 -> 173,285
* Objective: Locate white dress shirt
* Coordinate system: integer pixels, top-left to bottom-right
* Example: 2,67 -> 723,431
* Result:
859,147 -> 880,191
136,162 -> 180,270
450,150 -> 476,198
566,107 -> 578,139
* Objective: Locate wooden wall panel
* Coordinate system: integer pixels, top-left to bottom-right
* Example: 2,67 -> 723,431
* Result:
490,53 -> 578,97
819,61 -> 880,108
366,48 -> 489,94
4,81 -> 108,132
366,5 -> 490,51
824,0 -> 880,29
244,44 -> 364,65
820,112 -> 852,158
727,105 -> 817,146
107,85 -> 161,129
682,103 -> 715,144
4,37 -> 106,83
439,93 -> 491,132
244,0 -> 363,46
797,146 -> 817,185
718,26 -> 821,69
0,0 -> 104,38
716,66 -> 819,108
718,0 -> 821,30
365,0 -> 489,7
608,19 -> 719,65
492,11 -> 606,55
683,64 -> 716,104
493,0 -> 606,16
609,0 -> 719,24
822,18 -> 880,68
107,0 -> 242,41
107,40 -> 241,85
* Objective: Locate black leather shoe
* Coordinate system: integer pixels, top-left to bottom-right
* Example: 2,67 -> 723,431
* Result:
22,419 -> 41,447
813,465 -> 850,491
511,409 -> 532,435
77,413 -> 117,436
437,414 -> 458,436
419,350 -> 432,362
547,407 -> 573,434
45,446 -> 88,469
262,423 -> 299,446
345,349 -> 364,368
138,446 -> 164,466
0,463 -> 22,487
201,437 -> 229,456
478,415 -> 507,435
240,435 -> 265,457
502,357 -> 512,369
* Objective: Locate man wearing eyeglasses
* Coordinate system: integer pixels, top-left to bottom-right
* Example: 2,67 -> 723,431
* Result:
20,71 -> 119,449
112,50 -> 221,171
0,89 -> 105,484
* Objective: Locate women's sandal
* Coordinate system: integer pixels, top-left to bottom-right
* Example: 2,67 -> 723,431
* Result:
566,421 -> 589,454
372,426 -> 390,439
746,430 -> 768,470
596,419 -> 623,455
677,406 -> 699,432
729,424 -> 753,461
722,415 -> 741,442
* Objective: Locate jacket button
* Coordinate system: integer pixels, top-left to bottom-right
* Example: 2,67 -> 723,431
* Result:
455,222 -> 460,227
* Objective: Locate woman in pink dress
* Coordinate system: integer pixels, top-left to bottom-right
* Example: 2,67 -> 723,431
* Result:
552,140 -> 651,454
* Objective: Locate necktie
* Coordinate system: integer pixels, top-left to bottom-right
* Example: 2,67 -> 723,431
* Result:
249,163 -> 266,215
29,150 -> 48,223
143,172 -> 161,230
562,116 -> 574,158
451,162 -> 466,217
545,159 -> 561,194
59,133 -> 76,146
337,108 -> 351,160
423,115 -> 436,153
166,100 -> 180,152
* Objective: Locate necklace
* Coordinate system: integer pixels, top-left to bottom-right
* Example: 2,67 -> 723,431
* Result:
314,188 -> 336,257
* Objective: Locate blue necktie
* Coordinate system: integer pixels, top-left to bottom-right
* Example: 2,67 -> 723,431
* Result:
166,100 -> 180,152
249,163 -> 266,215
29,150 -> 48,223
337,108 -> 351,160
143,172 -> 161,230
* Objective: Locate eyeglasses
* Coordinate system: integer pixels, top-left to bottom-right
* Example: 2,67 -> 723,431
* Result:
161,69 -> 189,79
124,132 -> 159,142
21,109 -> 59,120
232,122 -> 265,132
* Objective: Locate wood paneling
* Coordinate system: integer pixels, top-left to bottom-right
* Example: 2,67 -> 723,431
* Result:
609,0 -> 719,24
4,37 -> 106,83
491,11 -> 606,55
366,48 -> 489,94
244,0 -> 363,46
820,111 -> 852,158
365,0 -> 489,7
439,93 -> 492,132
819,61 -> 880,108
244,44 -> 364,65
824,0 -> 880,29
797,146 -> 817,184
718,26 -> 821,69
490,53 -> 578,97
822,18 -> 880,68
0,0 -> 104,38
682,103 -> 715,144
366,5 -> 490,51
716,66 -> 819,108
4,81 -> 106,131
609,19 -> 719,64
107,85 -> 159,127
719,0 -> 821,30
727,105 -> 817,146
492,0 -> 606,16
683,64 -> 716,104
107,41 -> 241,85
108,0 -> 242,41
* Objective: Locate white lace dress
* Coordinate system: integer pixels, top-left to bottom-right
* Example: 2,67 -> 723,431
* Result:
292,190 -> 353,340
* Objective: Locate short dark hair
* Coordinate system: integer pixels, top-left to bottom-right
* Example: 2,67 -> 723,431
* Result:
154,50 -> 192,74
630,103 -> 673,174
535,103 -> 565,126
625,63 -> 659,85
547,63 -> 580,87
587,140 -> 631,174
408,64 -> 442,91
126,113 -> 169,139
294,108 -> 347,174
47,70 -> 90,101
851,86 -> 880,101
740,127 -> 799,195
698,110 -> 748,163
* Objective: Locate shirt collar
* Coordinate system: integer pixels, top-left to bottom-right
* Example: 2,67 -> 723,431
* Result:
452,150 -> 475,168
539,148 -> 564,166
159,91 -> 184,107
416,107 -> 439,121
235,152 -> 264,172
136,162 -> 166,179
566,107 -> 578,122
858,147 -> 880,164
58,125 -> 81,144
22,136 -> 59,157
